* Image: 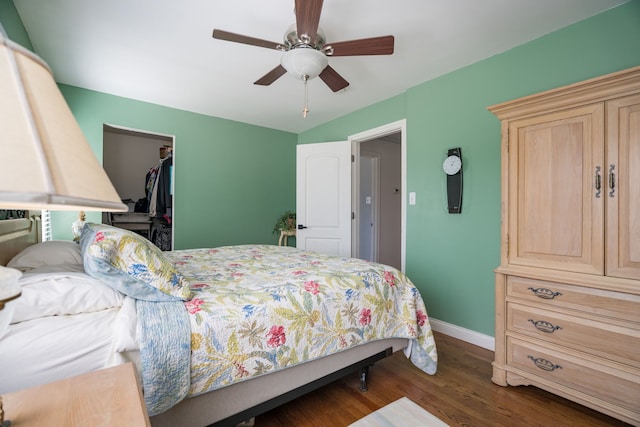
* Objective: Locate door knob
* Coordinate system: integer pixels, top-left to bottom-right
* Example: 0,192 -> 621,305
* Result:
297,224 -> 308,230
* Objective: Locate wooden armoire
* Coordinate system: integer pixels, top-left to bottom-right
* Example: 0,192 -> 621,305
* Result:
489,66 -> 640,425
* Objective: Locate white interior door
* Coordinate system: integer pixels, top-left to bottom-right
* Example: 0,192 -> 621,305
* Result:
296,141 -> 351,257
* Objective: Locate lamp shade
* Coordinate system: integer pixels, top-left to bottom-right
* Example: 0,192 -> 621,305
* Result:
0,35 -> 127,212
280,48 -> 328,80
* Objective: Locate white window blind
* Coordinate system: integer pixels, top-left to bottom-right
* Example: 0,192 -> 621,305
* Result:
41,209 -> 52,241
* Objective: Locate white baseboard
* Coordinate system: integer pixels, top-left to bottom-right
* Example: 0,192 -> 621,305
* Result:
429,318 -> 495,351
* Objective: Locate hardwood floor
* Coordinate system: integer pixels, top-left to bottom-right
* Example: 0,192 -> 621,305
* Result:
255,332 -> 631,426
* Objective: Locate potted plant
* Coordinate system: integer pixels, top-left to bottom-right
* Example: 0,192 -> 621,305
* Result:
272,210 -> 296,234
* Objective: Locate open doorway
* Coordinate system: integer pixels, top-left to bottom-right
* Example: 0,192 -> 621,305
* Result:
102,124 -> 175,250
295,120 -> 405,267
357,134 -> 402,269
350,121 -> 405,271
358,151 -> 380,263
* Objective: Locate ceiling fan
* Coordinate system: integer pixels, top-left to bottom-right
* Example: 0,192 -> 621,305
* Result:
212,0 -> 394,115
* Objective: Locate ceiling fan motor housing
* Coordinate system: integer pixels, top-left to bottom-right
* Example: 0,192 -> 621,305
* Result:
283,23 -> 326,50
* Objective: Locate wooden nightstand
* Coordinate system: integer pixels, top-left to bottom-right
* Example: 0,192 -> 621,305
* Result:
2,363 -> 150,426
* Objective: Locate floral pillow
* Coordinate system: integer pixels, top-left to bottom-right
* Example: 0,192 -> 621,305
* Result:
80,223 -> 192,301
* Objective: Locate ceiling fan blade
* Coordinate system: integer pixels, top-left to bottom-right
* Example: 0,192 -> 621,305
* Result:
254,65 -> 287,86
295,0 -> 323,44
213,29 -> 283,50
319,66 -> 349,92
324,35 -> 394,56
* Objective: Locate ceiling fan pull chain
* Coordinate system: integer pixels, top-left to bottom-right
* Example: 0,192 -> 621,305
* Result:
302,74 -> 310,118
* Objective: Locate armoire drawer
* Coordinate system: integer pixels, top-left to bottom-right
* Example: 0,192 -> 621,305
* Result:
507,276 -> 640,323
507,303 -> 640,368
507,337 -> 640,414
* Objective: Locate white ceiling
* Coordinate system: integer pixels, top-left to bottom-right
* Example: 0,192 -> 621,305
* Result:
13,0 -> 627,134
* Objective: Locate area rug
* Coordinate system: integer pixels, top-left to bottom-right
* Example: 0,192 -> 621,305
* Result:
349,397 -> 450,427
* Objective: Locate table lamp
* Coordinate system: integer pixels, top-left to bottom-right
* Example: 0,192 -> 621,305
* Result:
0,32 -> 127,426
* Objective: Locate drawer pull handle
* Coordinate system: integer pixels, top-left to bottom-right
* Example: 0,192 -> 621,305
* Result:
528,356 -> 562,372
528,319 -> 562,333
527,287 -> 562,299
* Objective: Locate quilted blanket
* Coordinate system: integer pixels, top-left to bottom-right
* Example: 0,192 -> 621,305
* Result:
137,299 -> 191,416
143,245 -> 438,415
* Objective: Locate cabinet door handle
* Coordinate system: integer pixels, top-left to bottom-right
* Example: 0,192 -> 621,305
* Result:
527,287 -> 562,300
609,164 -> 616,197
527,355 -> 562,372
528,319 -> 562,333
594,166 -> 601,198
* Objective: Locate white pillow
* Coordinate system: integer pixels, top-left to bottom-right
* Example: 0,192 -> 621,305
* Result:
7,241 -> 83,271
11,271 -> 125,324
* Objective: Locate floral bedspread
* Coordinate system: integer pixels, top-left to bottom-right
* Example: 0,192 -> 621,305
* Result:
164,244 -> 438,398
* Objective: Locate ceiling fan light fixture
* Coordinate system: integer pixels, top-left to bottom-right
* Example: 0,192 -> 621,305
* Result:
280,48 -> 328,80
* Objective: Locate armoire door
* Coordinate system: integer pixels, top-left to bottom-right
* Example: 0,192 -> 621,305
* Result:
507,103 -> 605,274
606,93 -> 640,280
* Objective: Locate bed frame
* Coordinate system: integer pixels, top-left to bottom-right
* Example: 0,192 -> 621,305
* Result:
0,213 -> 41,265
0,218 -> 408,427
151,338 -> 408,427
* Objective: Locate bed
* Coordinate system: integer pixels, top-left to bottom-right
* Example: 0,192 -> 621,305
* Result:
0,219 -> 438,427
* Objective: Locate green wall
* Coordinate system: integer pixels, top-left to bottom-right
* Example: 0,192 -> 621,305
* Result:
299,1 -> 640,336
0,0 -> 31,49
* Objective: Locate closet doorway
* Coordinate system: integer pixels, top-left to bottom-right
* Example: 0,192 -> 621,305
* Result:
102,124 -> 175,250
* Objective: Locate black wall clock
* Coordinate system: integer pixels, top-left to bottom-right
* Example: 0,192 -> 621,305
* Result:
442,147 -> 463,213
